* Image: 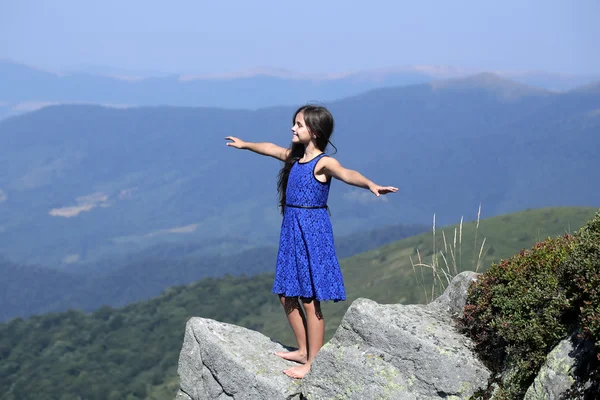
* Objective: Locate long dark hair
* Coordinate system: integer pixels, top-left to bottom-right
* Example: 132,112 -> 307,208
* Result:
276,104 -> 337,215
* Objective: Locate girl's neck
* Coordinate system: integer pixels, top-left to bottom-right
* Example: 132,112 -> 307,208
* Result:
303,142 -> 322,160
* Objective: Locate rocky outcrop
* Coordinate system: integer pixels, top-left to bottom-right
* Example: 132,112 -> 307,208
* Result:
301,299 -> 489,399
300,271 -> 489,399
524,333 -> 597,400
175,317 -> 303,400
429,270 -> 480,317
524,338 -> 576,400
175,272 -> 494,399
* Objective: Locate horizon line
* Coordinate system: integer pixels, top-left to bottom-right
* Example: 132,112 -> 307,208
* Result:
2,58 -> 599,82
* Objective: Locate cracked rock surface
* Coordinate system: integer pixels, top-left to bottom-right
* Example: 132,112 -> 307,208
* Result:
300,271 -> 489,400
175,317 -> 302,400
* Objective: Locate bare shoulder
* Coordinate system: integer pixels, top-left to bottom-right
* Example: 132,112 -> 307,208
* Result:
315,156 -> 345,182
316,155 -> 341,171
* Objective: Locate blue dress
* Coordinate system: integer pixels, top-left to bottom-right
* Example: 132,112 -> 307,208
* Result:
272,153 -> 347,302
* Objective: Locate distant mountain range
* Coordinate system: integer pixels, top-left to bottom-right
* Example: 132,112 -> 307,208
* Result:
0,72 -> 599,268
1,60 -> 599,120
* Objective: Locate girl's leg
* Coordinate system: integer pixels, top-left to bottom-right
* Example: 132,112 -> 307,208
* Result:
283,298 -> 324,379
275,295 -> 308,364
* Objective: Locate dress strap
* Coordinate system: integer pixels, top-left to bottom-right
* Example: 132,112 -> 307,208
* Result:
298,152 -> 327,165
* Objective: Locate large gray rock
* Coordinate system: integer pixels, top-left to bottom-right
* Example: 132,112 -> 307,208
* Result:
300,271 -> 489,400
524,334 -> 596,400
175,271 -> 488,399
523,338 -> 575,400
430,271 -> 480,317
175,317 -> 302,400
300,299 -> 490,399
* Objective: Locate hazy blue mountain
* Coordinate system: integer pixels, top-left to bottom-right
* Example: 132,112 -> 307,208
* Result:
504,71 -> 600,92
61,63 -> 175,78
0,73 -> 599,268
2,61 -> 599,120
0,60 -> 432,111
0,105 -> 11,120
570,81 -> 600,94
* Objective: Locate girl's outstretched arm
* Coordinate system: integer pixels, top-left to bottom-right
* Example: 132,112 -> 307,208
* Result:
320,157 -> 398,197
225,136 -> 289,161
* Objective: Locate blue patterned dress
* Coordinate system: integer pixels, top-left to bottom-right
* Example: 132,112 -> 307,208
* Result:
272,153 -> 347,302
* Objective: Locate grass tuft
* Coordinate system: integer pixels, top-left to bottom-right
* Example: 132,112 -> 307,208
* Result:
410,205 -> 488,303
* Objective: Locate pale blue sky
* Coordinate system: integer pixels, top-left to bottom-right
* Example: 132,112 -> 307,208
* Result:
1,0 -> 599,75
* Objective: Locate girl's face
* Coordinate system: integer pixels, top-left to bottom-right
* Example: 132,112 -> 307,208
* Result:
291,112 -> 313,144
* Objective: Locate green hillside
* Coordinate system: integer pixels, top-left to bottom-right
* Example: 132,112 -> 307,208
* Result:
0,221 -> 428,322
244,206 -> 599,344
0,207 -> 597,400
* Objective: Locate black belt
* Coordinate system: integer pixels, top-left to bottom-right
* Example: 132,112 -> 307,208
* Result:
285,204 -> 331,215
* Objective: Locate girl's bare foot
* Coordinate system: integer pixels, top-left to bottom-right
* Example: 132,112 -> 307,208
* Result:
274,350 -> 307,364
283,363 -> 311,379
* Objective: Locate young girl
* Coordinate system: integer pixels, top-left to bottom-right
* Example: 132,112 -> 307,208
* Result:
225,104 -> 397,379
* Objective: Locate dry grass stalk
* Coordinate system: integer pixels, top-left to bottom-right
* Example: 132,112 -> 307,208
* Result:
472,203 -> 482,270
409,205 -> 489,303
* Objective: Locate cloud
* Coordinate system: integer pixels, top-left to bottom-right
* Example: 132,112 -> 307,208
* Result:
12,101 -> 61,112
0,189 -> 6,203
588,108 -> 600,118
63,254 -> 80,264
111,223 -> 199,244
49,204 -> 96,218
144,224 -> 199,238
49,192 -> 110,218
118,187 -> 137,200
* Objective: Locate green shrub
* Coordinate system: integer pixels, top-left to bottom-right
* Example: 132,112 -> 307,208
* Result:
462,210 -> 600,399
560,211 -> 600,351
462,235 -> 575,398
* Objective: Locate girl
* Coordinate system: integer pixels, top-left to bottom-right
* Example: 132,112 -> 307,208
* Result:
225,104 -> 397,379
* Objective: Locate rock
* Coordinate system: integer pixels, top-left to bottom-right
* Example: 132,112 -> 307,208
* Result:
175,390 -> 193,400
430,271 -> 480,317
300,294 -> 491,399
175,272 -> 488,399
524,334 -> 596,400
175,317 -> 302,400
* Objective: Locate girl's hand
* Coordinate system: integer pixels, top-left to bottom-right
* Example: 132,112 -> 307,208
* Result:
369,184 -> 398,197
225,136 -> 246,149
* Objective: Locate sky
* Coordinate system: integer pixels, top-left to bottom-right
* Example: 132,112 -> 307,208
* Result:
1,0 -> 599,76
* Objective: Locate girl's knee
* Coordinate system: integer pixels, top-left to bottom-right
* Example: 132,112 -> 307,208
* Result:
301,298 -> 323,319
281,295 -> 302,314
